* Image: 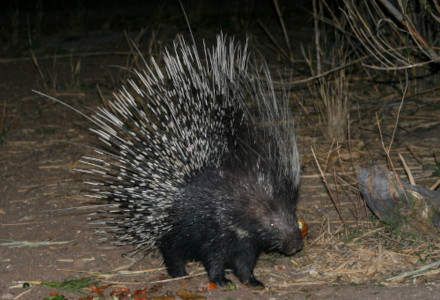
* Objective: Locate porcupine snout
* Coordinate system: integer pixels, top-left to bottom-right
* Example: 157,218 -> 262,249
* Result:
278,212 -> 303,256
281,223 -> 303,255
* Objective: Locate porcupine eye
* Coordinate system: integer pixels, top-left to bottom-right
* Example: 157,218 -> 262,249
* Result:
269,218 -> 280,230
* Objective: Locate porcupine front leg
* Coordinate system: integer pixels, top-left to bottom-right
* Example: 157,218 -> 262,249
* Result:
201,252 -> 232,286
231,243 -> 264,288
158,237 -> 188,278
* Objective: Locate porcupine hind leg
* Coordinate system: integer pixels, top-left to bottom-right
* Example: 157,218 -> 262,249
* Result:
161,255 -> 188,278
158,239 -> 188,278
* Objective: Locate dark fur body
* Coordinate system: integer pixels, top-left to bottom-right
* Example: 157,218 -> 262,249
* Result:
158,157 -> 302,287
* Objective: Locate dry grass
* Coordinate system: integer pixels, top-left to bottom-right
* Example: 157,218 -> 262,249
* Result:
295,0 -> 353,143
342,0 -> 440,70
308,70 -> 349,143
288,224 -> 440,285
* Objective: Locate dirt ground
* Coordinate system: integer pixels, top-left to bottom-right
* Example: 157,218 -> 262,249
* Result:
1,1 -> 440,299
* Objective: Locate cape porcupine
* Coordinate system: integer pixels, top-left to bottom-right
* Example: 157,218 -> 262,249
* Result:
40,33 -> 303,288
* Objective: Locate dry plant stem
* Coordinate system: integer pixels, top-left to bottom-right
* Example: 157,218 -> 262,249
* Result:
320,0 -> 343,32
375,109 -> 413,215
291,55 -> 365,85
51,52 -> 58,90
347,111 -> 369,223
151,272 -> 207,284
343,0 -> 440,69
96,84 -> 109,111
368,118 -> 407,219
378,0 -> 439,60
258,19 -> 290,61
147,29 -> 157,58
133,27 -> 148,47
335,141 -> 366,223
430,1 -> 440,21
363,57 -> 440,71
346,227 -> 383,244
375,114 -> 396,172
70,56 -> 81,87
30,49 -> 48,90
386,260 -> 440,282
272,0 -> 294,61
342,0 -> 409,67
430,179 -> 440,191
124,29 -> 139,70
407,145 -> 423,165
388,73 -> 408,153
335,174 -> 383,226
332,170 -> 343,219
301,46 -> 315,76
1,51 -> 132,64
311,147 -> 347,226
313,0 -> 322,74
398,152 -> 415,185
1,102 -> 5,135
323,139 -> 336,173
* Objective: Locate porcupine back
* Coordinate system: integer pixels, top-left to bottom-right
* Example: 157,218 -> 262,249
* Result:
78,33 -> 301,286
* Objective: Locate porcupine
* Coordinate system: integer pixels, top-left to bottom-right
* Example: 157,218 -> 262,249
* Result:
40,33 -> 302,288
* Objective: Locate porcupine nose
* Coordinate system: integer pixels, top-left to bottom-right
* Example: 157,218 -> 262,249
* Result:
282,230 -> 303,255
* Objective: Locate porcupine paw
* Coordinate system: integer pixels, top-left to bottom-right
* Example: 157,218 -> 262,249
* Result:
235,268 -> 264,289
162,257 -> 188,278
243,275 -> 265,289
204,257 -> 231,286
232,251 -> 264,288
168,267 -> 188,278
210,275 -> 232,286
